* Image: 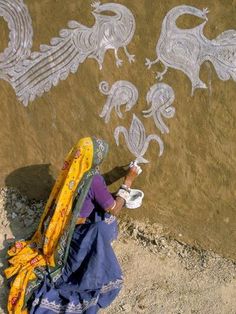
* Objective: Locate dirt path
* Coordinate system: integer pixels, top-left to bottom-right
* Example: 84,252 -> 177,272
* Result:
0,188 -> 235,314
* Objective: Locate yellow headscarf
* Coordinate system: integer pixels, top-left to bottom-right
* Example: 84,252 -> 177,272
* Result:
4,137 -> 108,314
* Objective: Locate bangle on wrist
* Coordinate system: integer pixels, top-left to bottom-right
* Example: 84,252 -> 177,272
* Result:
116,189 -> 130,204
121,184 -> 131,193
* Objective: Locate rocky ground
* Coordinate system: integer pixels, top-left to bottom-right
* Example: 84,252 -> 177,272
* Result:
0,187 -> 235,314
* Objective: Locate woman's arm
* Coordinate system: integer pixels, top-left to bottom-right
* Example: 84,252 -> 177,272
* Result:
106,165 -> 140,216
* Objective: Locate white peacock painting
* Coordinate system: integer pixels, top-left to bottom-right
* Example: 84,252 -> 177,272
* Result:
0,0 -> 136,106
99,80 -> 138,123
114,114 -> 164,163
145,5 -> 236,95
143,83 -> 175,134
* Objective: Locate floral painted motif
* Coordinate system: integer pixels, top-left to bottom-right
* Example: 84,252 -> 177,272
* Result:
62,161 -> 69,170
68,180 -> 75,190
15,242 -> 24,249
114,114 -> 164,163
60,208 -> 67,218
92,138 -> 108,166
30,257 -> 39,266
11,295 -> 20,306
105,215 -> 117,225
32,279 -> 123,313
74,149 -> 81,159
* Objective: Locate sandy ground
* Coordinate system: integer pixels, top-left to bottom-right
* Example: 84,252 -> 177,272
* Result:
103,220 -> 236,314
0,188 -> 235,314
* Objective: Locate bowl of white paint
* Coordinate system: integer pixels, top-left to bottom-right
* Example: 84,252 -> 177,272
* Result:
126,189 -> 144,209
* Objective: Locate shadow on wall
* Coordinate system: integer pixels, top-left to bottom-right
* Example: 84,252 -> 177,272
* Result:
5,163 -> 129,199
5,164 -> 55,200
103,165 -> 129,186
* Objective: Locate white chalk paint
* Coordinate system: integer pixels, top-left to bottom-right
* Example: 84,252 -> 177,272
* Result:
99,80 -> 138,123
146,5 -> 236,95
143,83 -> 175,134
0,1 -> 136,105
114,114 -> 164,163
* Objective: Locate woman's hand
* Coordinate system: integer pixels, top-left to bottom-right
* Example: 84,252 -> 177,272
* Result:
107,162 -> 142,216
124,162 -> 142,188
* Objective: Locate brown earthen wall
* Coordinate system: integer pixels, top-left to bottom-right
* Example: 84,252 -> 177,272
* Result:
0,0 -> 235,259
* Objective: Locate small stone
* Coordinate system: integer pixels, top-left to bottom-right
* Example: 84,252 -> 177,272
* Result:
0,275 -> 4,285
2,221 -> 9,227
132,228 -> 138,238
138,303 -> 146,310
160,238 -> 167,245
24,218 -> 34,227
20,208 -> 27,215
12,194 -> 17,200
11,212 -> 17,219
27,209 -> 35,215
120,304 -> 132,312
15,201 -> 23,209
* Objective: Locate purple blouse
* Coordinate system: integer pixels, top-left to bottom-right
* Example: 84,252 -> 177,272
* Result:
79,174 -> 115,218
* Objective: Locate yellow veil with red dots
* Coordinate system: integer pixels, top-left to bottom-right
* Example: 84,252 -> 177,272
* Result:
4,137 -> 108,314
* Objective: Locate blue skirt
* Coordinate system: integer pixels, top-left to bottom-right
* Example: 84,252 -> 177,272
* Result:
29,215 -> 123,314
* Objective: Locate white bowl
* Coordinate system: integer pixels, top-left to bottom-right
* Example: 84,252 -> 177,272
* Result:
126,189 -> 144,209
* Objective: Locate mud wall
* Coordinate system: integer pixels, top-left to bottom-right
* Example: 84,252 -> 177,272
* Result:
0,0 -> 235,259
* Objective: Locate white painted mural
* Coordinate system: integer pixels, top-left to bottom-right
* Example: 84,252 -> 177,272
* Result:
99,80 -> 138,123
114,114 -> 164,163
0,0 -> 136,106
143,83 -> 175,134
1,1 -> 236,166
0,0 -> 33,81
145,5 -> 236,95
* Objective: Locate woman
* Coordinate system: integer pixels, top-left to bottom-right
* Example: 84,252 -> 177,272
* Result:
5,137 -> 141,314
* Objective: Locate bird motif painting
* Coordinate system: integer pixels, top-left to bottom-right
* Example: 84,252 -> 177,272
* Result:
143,83 -> 175,134
146,5 -> 236,95
99,80 -> 138,123
0,0 -> 136,106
